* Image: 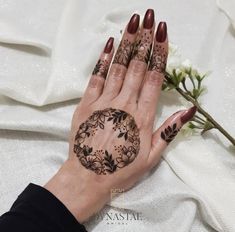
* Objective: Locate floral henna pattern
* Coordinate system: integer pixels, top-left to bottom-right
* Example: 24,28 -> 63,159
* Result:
92,59 -> 109,79
160,123 -> 180,144
132,30 -> 153,64
73,108 -> 140,175
113,39 -> 134,68
148,44 -> 167,73
115,145 -> 137,168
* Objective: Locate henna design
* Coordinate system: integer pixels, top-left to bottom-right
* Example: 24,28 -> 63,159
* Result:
160,123 -> 180,143
115,145 -> 137,168
92,59 -> 109,79
148,44 -> 167,73
113,39 -> 134,68
132,30 -> 153,64
104,150 -> 117,173
73,108 -> 140,175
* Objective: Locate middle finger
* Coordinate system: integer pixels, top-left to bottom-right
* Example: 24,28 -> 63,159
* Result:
118,9 -> 155,102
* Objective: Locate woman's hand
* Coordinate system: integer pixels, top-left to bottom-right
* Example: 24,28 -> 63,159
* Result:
45,9 -> 196,223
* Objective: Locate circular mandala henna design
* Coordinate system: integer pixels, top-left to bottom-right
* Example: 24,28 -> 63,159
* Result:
73,108 -> 140,175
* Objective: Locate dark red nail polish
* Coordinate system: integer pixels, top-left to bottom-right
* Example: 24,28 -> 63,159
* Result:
104,37 -> 114,53
143,9 -> 154,29
127,14 -> 140,34
180,106 -> 197,124
156,22 -> 167,42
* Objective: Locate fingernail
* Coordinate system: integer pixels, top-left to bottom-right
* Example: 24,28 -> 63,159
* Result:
156,22 -> 167,42
127,14 -> 140,34
104,37 -> 114,53
143,9 -> 154,29
180,106 -> 197,124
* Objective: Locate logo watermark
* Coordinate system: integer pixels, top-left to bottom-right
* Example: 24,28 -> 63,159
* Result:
95,209 -> 143,225
92,188 -> 144,225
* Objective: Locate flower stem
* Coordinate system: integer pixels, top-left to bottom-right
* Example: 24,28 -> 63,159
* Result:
165,74 -> 235,146
192,118 -> 205,125
194,115 -> 206,123
177,86 -> 235,146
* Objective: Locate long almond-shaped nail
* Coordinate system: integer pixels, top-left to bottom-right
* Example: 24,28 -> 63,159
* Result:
127,14 -> 140,34
156,22 -> 167,42
180,106 -> 197,124
104,37 -> 114,54
143,9 -> 154,29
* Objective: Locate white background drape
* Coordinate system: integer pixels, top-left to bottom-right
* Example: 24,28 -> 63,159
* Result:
0,0 -> 235,231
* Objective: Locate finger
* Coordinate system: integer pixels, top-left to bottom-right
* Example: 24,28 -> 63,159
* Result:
102,14 -> 140,100
81,37 -> 114,105
118,9 -> 155,102
146,106 -> 197,169
138,22 -> 168,125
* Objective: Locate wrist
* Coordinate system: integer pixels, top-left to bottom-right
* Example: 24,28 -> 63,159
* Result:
44,159 -> 109,223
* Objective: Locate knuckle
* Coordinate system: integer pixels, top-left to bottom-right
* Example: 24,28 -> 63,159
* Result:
151,132 -> 160,147
141,162 -> 150,173
113,93 -> 136,109
129,61 -> 146,76
141,98 -> 152,105
135,113 -> 152,130
109,65 -> 125,81
134,156 -> 150,173
146,72 -> 164,86
144,159 -> 152,171
123,97 -> 136,106
89,75 -> 104,88
145,158 -> 157,171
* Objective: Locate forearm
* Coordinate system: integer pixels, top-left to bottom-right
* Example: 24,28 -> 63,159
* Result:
44,159 -> 110,223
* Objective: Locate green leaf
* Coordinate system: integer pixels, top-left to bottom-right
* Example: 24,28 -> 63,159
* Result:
201,121 -> 214,134
188,122 -> 196,129
192,89 -> 199,99
195,74 -> 201,81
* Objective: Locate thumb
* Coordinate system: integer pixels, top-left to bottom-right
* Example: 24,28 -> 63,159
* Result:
147,106 -> 197,169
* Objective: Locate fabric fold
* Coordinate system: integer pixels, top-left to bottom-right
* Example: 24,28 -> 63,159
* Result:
0,0 -> 235,231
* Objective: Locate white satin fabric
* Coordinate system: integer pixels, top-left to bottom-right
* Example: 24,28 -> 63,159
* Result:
0,0 -> 235,231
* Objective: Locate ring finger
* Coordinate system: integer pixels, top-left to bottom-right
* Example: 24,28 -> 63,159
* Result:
101,13 -> 140,100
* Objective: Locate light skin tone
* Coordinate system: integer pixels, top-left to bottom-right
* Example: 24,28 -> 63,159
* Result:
44,9 -> 197,223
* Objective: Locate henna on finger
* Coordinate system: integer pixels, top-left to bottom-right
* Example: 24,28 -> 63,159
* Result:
148,22 -> 167,73
161,123 -> 180,143
92,37 -> 114,79
92,59 -> 109,79
132,31 -> 153,64
131,9 -> 154,64
73,108 -> 140,175
112,14 -> 139,68
160,106 -> 197,144
148,44 -> 167,73
113,39 -> 135,68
